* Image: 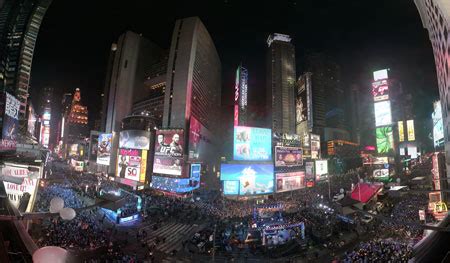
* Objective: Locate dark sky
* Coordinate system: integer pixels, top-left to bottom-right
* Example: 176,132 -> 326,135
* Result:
31,0 -> 439,127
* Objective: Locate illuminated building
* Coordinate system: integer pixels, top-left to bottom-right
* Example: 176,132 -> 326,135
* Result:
37,86 -> 52,148
266,33 -> 296,134
0,0 -> 52,118
61,88 -> 88,157
163,17 -> 220,185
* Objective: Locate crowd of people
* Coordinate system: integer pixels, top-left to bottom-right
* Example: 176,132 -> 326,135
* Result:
342,239 -> 413,263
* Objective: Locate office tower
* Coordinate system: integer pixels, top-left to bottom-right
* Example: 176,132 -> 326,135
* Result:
103,31 -> 164,134
162,16 -> 221,181
348,84 -> 361,144
266,33 -> 296,134
61,88 -> 88,157
0,0 -> 52,118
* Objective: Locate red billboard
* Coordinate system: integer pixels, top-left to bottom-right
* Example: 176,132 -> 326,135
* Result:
153,129 -> 184,176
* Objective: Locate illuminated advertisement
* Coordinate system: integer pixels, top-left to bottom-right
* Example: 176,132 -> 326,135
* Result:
89,133 -> 98,162
372,157 -> 389,165
315,160 -> 328,180
407,120 -> 415,141
432,101 -> 444,147
305,162 -> 315,187
117,148 -> 147,182
223,180 -> 240,195
220,164 -> 274,195
376,126 -> 394,154
150,164 -> 201,193
399,147 -> 405,156
153,129 -> 184,176
276,171 -> 305,192
1,92 -> 20,151
275,147 -> 302,167
296,77 -> 307,125
432,154 -> 441,191
188,116 -> 211,161
373,69 -> 388,81
408,146 -> 418,159
371,79 -> 389,101
68,144 -> 79,157
233,126 -> 272,161
234,66 -> 240,126
373,169 -> 389,178
374,101 -> 392,127
27,104 -> 36,137
310,134 -> 321,159
119,130 -> 150,150
97,133 -> 112,165
398,121 -> 405,142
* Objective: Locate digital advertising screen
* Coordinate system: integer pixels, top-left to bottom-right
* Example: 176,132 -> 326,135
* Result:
275,147 -> 303,167
220,164 -> 274,195
398,121 -> 405,142
305,162 -> 315,187
373,169 -> 389,178
27,104 -> 36,137
373,69 -> 388,81
408,146 -> 418,159
97,133 -> 112,165
89,134 -> 99,162
296,78 -> 307,125
153,129 -> 184,176
233,126 -> 272,161
432,101 -> 444,147
119,130 -> 151,150
1,92 -> 20,151
117,148 -> 147,182
371,79 -> 389,101
315,160 -> 328,176
374,101 -> 392,127
376,126 -> 394,154
223,180 -> 240,195
151,164 -> 200,193
310,134 -> 321,159
276,171 -> 305,192
407,120 -> 415,141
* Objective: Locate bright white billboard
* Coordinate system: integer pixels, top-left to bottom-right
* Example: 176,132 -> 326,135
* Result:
374,101 -> 392,127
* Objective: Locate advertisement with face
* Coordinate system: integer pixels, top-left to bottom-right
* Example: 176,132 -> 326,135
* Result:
221,164 -> 274,195
153,129 -> 184,176
97,133 -> 112,165
117,148 -> 147,182
1,92 -> 20,151
374,101 -> 392,127
2,164 -> 40,212
296,79 -> 307,125
310,134 -> 320,159
315,160 -> 328,181
119,130 -> 151,150
275,147 -> 303,167
233,126 -> 272,161
276,171 -> 305,192
376,126 -> 394,154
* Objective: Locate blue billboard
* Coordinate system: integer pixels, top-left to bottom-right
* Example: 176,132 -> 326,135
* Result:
233,126 -> 272,161
220,164 -> 274,195
150,164 -> 201,193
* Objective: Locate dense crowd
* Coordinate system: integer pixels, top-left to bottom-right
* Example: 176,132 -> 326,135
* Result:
342,239 -> 413,263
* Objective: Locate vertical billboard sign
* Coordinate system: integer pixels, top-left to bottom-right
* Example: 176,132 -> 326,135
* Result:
116,148 -> 146,182
305,161 -> 315,187
234,66 -> 240,126
1,92 -> 20,151
97,133 -> 112,165
153,129 -> 184,176
233,126 -> 272,161
371,79 -> 389,101
315,160 -> 328,181
374,101 -> 392,127
432,101 -> 444,147
89,133 -> 99,162
376,126 -> 394,154
27,104 -> 36,137
398,121 -> 405,142
296,77 -> 307,127
310,134 -> 320,159
407,120 -> 415,141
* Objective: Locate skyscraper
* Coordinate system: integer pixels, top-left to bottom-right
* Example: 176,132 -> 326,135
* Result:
266,33 -> 296,134
163,16 -> 221,182
0,0 -> 52,118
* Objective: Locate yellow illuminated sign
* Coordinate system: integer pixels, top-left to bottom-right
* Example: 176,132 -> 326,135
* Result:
140,150 -> 147,183
407,120 -> 415,141
398,121 -> 404,142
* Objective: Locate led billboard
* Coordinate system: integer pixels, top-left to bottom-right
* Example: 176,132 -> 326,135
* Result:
119,130 -> 150,150
373,169 -> 389,178
398,121 -> 405,142
233,126 -> 272,161
276,171 -> 305,192
27,104 -> 36,137
432,101 -> 444,147
407,120 -> 415,141
117,148 -> 147,182
275,147 -> 303,167
220,164 -> 274,195
150,164 -> 201,193
223,180 -> 240,195
371,79 -> 389,101
315,160 -> 328,180
310,134 -> 321,159
305,161 -> 315,187
1,92 -> 20,151
374,101 -> 392,127
153,129 -> 184,176
376,126 -> 394,154
373,69 -> 388,81
296,78 -> 307,125
97,133 -> 112,165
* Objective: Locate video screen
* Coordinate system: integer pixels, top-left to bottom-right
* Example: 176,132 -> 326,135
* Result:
150,163 -> 201,193
97,133 -> 112,165
153,129 -> 184,176
119,130 -> 150,150
276,171 -> 305,192
374,101 -> 392,127
275,147 -> 303,167
315,160 -> 328,180
376,126 -> 394,154
233,126 -> 272,161
373,169 -> 389,178
116,148 -> 147,182
221,164 -> 274,195
1,92 -> 20,150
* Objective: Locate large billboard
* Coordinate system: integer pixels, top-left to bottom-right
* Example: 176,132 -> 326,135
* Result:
398,121 -> 405,142
97,133 -> 112,165
1,92 -> 20,151
373,69 -> 388,81
407,120 -> 415,141
275,147 -> 303,167
315,160 -> 328,180
27,104 -> 37,137
371,79 -> 389,101
305,161 -> 315,187
432,101 -> 444,147
276,171 -> 305,192
188,116 -> 211,161
153,129 -> 184,176
233,126 -> 272,161
373,169 -> 389,179
374,101 -> 392,127
150,164 -> 201,193
89,133 -> 99,162
116,148 -> 147,182
119,130 -> 151,150
296,77 -> 307,125
376,126 -> 394,154
220,164 -> 274,195
310,134 -> 321,159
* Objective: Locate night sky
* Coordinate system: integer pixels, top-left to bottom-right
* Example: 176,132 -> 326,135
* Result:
31,0 -> 438,128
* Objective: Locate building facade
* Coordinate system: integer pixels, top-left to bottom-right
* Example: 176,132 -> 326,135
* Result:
0,0 -> 52,118
266,33 -> 296,134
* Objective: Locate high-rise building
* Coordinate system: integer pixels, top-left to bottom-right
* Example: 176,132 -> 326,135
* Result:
0,0 -> 52,118
266,33 -> 296,134
37,86 -> 52,148
102,31 -> 164,134
163,16 -> 221,183
61,88 -> 88,157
